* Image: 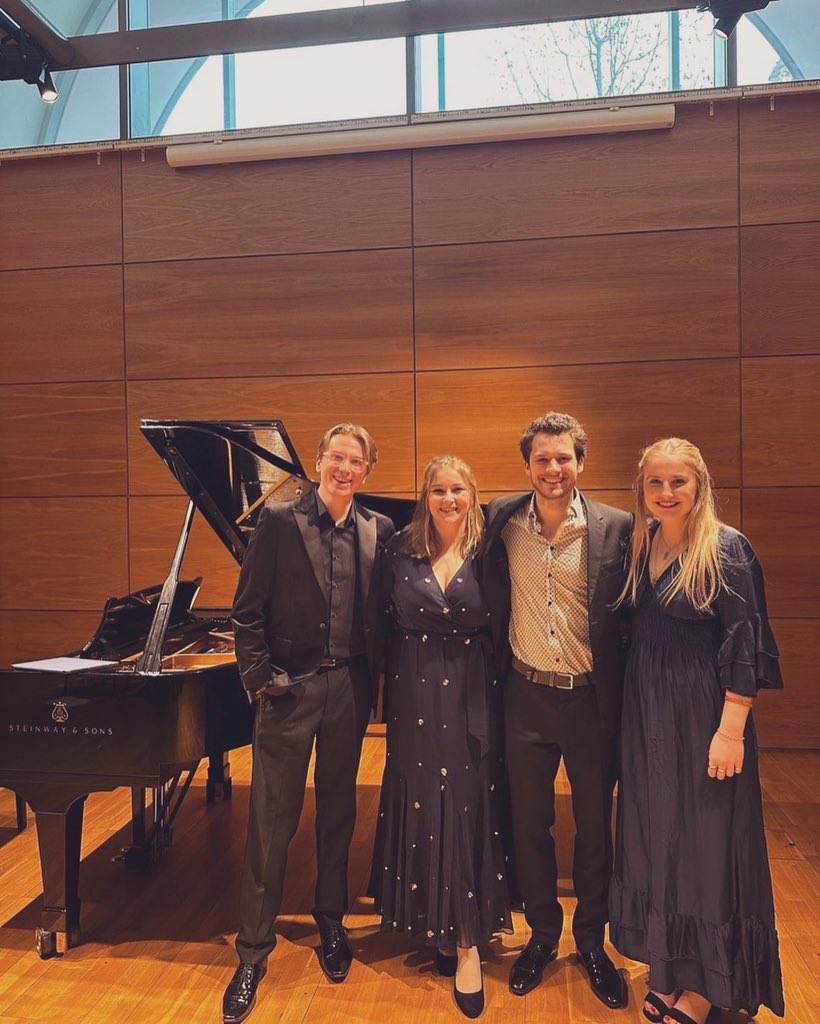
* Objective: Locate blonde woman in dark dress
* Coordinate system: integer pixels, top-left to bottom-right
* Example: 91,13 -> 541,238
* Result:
609,438 -> 785,1024
371,456 -> 511,1019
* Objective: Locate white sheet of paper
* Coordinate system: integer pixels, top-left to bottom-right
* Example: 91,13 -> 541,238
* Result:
11,657 -> 119,672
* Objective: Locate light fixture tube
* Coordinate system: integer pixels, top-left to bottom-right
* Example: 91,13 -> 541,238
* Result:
166,104 -> 676,169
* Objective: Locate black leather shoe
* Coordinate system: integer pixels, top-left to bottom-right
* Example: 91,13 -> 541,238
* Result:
509,938 -> 559,996
222,962 -> 267,1024
576,947 -> 628,1009
316,918 -> 353,983
435,950 -> 458,977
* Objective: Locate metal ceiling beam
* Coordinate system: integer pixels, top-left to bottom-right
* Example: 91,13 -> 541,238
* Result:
0,0 -> 74,65
46,0 -> 703,71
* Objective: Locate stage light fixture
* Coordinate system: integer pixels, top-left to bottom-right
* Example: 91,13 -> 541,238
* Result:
713,14 -> 742,37
0,12 -> 58,102
697,1 -> 775,38
36,66 -> 58,103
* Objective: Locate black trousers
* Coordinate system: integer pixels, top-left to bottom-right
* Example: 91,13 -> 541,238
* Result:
504,666 -> 617,953
236,659 -> 372,965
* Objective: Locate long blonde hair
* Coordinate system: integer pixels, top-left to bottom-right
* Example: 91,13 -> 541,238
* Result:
403,456 -> 484,560
621,438 -> 728,612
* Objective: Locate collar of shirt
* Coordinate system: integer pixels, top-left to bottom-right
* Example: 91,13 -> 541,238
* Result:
524,490 -> 585,536
315,491 -> 356,531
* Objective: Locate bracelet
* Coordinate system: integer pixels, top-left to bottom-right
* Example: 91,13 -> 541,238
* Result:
724,692 -> 753,707
717,728 -> 745,742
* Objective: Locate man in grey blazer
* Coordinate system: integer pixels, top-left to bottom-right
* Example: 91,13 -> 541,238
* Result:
223,423 -> 395,1024
483,412 -> 631,1010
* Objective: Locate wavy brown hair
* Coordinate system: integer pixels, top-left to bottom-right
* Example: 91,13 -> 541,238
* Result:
403,456 -> 484,560
620,437 -> 728,612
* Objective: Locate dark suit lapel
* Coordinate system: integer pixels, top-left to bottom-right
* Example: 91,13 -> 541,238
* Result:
292,492 -> 326,598
355,504 -> 377,607
585,497 -> 606,606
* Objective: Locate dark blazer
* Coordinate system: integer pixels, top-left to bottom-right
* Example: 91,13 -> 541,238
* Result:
231,485 -> 395,710
483,491 -> 632,737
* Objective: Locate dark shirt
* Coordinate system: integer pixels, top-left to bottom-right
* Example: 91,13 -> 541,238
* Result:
315,492 -> 365,659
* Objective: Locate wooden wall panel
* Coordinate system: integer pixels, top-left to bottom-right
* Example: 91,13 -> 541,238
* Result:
127,373 -> 415,495
0,383 -> 127,497
0,153 -> 122,271
0,498 -> 128,610
743,488 -> 820,619
124,249 -> 413,380
755,620 -> 819,750
122,149 -> 411,262
740,93 -> 820,225
129,497 -> 240,609
415,229 -> 738,370
0,266 -> 124,384
0,611 -> 102,666
743,356 -> 820,486
413,101 -> 738,246
741,222 -> 820,357
416,359 -> 740,492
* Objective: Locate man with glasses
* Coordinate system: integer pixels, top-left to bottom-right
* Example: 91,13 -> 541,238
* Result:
223,423 -> 395,1024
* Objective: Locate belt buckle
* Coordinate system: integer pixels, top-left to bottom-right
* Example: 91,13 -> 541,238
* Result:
553,672 -> 575,690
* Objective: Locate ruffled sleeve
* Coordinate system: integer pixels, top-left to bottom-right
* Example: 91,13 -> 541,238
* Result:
715,529 -> 783,697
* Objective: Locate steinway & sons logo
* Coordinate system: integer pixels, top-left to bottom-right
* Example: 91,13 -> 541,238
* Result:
6,700 -> 115,736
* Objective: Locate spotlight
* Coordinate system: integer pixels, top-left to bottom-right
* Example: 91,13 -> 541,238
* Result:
0,12 -> 59,102
713,14 -> 742,38
0,34 -> 43,84
697,1 -> 775,39
37,67 -> 58,103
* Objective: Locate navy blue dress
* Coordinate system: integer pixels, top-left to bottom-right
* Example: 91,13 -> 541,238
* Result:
609,529 -> 785,1017
370,534 -> 512,949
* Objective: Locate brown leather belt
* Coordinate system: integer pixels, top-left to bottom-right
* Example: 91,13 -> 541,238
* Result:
512,656 -> 591,690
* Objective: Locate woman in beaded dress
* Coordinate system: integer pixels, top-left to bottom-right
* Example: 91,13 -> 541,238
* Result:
609,438 -> 785,1024
370,456 -> 512,1018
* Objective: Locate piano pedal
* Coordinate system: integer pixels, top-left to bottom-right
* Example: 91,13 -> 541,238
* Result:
119,845 -> 152,869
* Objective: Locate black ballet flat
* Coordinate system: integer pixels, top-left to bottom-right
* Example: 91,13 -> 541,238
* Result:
435,950 -> 457,977
453,976 -> 485,1019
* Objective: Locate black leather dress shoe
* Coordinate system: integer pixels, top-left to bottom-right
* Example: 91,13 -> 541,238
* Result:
316,919 -> 353,983
509,938 -> 559,996
576,947 -> 628,1009
222,962 -> 267,1024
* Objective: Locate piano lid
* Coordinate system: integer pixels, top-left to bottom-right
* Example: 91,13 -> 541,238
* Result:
140,420 -> 309,565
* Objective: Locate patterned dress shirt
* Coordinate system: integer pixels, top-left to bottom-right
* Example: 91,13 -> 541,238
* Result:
501,491 -> 592,674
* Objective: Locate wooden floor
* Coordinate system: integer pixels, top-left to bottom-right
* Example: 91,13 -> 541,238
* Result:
0,740 -> 816,1024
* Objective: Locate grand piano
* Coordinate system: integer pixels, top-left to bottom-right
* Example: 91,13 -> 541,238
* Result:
0,420 -> 411,959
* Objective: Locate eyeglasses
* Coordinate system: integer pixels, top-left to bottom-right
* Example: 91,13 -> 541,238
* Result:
321,452 -> 369,474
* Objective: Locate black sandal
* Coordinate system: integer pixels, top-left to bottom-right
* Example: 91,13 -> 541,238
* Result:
643,991 -> 673,1021
661,1007 -> 707,1024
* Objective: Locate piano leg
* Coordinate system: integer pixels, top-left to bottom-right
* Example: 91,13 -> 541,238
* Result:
206,752 -> 232,803
16,794 -> 27,831
122,788 -> 152,868
33,797 -> 86,958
